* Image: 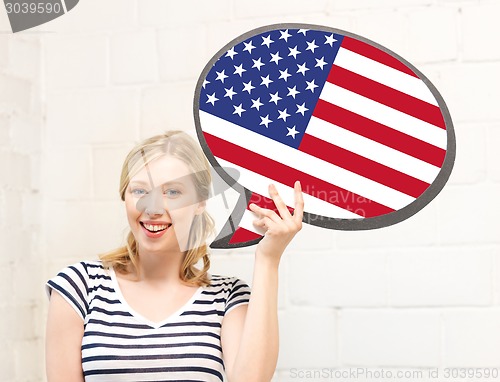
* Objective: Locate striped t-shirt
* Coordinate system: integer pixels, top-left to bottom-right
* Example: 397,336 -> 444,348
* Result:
45,260 -> 251,381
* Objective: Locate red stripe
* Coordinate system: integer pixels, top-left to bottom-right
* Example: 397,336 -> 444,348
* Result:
327,65 -> 445,129
313,99 -> 446,168
299,134 -> 429,198
341,36 -> 418,78
204,132 -> 394,218
229,227 -> 261,244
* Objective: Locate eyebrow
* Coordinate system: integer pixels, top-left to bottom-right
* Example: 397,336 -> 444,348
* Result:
129,180 -> 185,187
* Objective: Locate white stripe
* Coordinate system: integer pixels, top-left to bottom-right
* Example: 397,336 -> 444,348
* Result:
238,209 -> 266,236
201,111 -> 415,210
334,47 -> 438,106
306,116 -> 441,184
215,157 -> 364,220
320,82 -> 447,149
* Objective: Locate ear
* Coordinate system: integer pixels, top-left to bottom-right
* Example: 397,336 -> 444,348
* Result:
195,199 -> 206,215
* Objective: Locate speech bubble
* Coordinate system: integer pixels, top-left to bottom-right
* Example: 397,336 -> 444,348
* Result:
194,24 -> 455,248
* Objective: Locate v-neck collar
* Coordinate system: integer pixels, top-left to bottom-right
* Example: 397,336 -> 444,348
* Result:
108,266 -> 204,329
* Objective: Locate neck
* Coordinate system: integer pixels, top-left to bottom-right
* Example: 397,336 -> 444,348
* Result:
131,246 -> 186,285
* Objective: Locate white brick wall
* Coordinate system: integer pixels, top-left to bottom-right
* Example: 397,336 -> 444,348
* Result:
44,34 -> 107,90
140,82 -> 197,134
0,29 -> 43,382
288,250 -> 388,307
442,309 -> 500,367
278,307 -> 338,369
388,248 -> 493,306
110,30 -> 159,84
406,6 -> 459,64
339,309 -> 441,367
45,89 -> 139,146
462,3 -> 500,61
0,1 -> 499,381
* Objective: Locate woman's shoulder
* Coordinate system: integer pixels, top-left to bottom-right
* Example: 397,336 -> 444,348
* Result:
206,274 -> 251,314
45,259 -> 108,320
64,259 -> 106,271
206,273 -> 251,293
49,259 -> 110,282
207,273 -> 243,286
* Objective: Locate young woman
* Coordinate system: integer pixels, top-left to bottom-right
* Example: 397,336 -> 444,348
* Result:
45,130 -> 304,381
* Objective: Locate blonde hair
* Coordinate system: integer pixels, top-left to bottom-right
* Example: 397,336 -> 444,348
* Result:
99,131 -> 215,286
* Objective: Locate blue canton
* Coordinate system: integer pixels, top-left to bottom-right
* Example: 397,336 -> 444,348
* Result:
200,29 -> 344,149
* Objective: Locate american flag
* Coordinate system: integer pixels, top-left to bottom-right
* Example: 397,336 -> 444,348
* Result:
197,27 -> 448,246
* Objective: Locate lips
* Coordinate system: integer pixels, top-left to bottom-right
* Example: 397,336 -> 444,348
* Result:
139,221 -> 172,238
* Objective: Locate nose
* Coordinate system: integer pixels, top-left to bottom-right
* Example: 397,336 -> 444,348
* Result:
136,185 -> 166,216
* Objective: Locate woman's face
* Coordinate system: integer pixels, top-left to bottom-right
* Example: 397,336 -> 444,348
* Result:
124,154 -> 205,255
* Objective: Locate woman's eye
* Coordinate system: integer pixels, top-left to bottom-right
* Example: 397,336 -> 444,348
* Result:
131,188 -> 147,196
164,189 -> 181,197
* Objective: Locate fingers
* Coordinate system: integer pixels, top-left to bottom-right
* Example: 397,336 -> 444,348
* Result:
249,181 -> 304,228
249,202 -> 281,224
268,183 -> 292,220
293,180 -> 304,225
252,216 -> 274,229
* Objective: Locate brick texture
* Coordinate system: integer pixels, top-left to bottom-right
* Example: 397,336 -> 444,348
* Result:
0,1 -> 498,381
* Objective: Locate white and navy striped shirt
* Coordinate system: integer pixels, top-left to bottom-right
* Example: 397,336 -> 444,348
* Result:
45,260 -> 251,381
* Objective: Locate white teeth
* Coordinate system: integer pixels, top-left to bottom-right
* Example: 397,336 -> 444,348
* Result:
143,223 -> 168,232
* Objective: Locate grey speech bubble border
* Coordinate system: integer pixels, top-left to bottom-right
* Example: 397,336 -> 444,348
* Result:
193,23 -> 455,243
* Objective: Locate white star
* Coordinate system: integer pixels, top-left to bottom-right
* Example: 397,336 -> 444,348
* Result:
202,79 -> 210,89
243,40 -> 256,54
279,29 -> 292,42
269,91 -> 282,105
260,114 -> 272,128
298,29 -> 309,35
233,64 -> 246,77
252,57 -> 265,71
233,103 -> 246,117
286,126 -> 300,139
296,102 -> 309,116
242,81 -> 255,94
261,34 -> 274,48
315,56 -> 327,70
278,68 -> 292,82
277,108 -> 291,122
325,34 -> 337,47
251,97 -> 264,111
206,92 -> 218,106
215,70 -> 228,83
287,86 -> 300,99
260,75 -> 273,88
224,86 -> 237,100
288,45 -> 301,59
306,40 -> 319,53
270,51 -> 282,65
225,47 -> 238,60
305,79 -> 319,93
296,62 -> 309,76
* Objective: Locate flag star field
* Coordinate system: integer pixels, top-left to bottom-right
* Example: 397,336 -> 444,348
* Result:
200,29 -> 342,149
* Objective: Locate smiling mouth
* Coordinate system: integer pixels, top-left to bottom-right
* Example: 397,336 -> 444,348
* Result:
140,222 -> 171,233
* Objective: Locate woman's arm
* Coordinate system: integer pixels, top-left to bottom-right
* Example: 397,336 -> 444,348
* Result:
221,181 -> 304,382
45,291 -> 85,382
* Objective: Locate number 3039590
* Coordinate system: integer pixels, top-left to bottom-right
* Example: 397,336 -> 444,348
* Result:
5,2 -> 62,14
443,368 -> 499,379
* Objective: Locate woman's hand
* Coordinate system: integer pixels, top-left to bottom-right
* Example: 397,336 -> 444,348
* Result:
249,180 -> 304,266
